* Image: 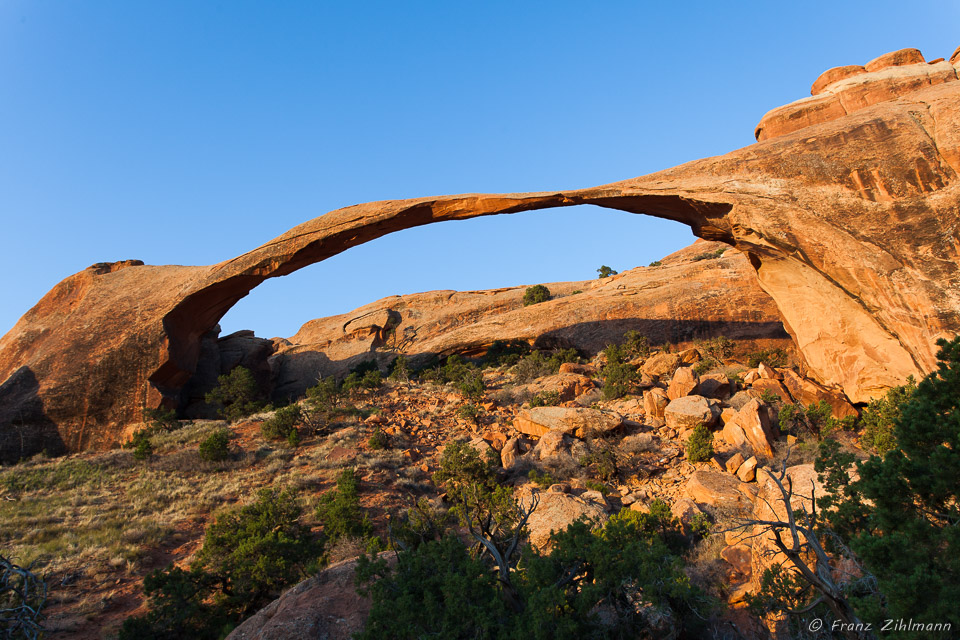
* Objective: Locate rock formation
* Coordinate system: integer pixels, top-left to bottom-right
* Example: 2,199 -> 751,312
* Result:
2,45 -> 958,459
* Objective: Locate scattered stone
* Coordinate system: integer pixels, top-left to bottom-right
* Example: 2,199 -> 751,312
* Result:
742,370 -> 760,385
685,470 -> 753,510
725,452 -> 746,474
737,456 -> 758,482
641,352 -> 682,378
514,406 -> 622,438
733,400 -> 778,458
727,389 -> 761,411
698,373 -> 731,400
757,363 -> 780,380
643,388 -> 670,420
664,395 -> 719,430
667,366 -> 699,400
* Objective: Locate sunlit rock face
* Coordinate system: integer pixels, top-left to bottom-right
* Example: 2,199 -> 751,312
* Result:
2,45 -> 959,458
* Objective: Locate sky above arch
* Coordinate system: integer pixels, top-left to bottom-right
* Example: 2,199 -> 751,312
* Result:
1,1 -> 957,339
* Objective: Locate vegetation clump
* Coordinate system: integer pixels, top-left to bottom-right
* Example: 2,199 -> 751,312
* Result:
120,488 -> 320,639
685,423 -> 714,462
315,468 -> 377,547
522,285 -> 550,306
511,349 -> 579,383
260,405 -> 302,443
205,367 -> 266,422
600,343 -> 638,400
858,377 -> 915,455
596,265 -> 618,278
197,428 -> 231,462
746,347 -> 789,368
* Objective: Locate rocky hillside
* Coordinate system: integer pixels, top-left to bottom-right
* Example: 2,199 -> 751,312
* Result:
177,240 -> 793,417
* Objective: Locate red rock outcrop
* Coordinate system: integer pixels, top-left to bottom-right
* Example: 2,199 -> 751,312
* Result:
2,45 -> 959,458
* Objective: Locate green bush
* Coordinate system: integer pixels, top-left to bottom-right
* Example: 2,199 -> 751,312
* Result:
522,285 -> 550,306
596,265 -> 618,278
432,440 -> 497,493
131,430 -> 154,460
456,370 -> 485,401
144,407 -> 179,432
305,376 -> 341,409
356,498 -> 713,639
205,367 -> 265,422
691,248 -> 726,261
746,347 -> 789,368
685,423 -> 714,462
622,330 -> 651,358
580,445 -> 618,481
858,377 -> 915,455
600,343 -> 638,399
528,391 -> 560,407
388,354 -> 410,382
457,403 -> 481,424
315,469 -> 376,544
367,427 -> 389,450
260,405 -> 302,442
527,468 -> 555,488
198,429 -> 231,462
648,260 -> 662,267
483,340 -> 530,367
512,349 -> 579,383
120,488 -> 320,639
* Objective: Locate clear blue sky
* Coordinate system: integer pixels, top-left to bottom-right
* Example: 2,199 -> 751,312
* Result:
1,2 -> 957,339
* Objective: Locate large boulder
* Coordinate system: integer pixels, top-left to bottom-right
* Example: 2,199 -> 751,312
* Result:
521,490 -> 609,551
780,370 -> 857,419
731,399 -> 779,458
226,554 -> 393,640
685,470 -> 754,510
513,406 -> 622,439
667,366 -> 699,400
663,395 -> 720,430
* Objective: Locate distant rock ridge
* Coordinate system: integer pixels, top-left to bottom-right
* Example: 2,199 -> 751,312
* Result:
2,44 -> 959,459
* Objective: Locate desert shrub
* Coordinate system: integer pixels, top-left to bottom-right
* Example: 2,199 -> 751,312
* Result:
144,407 -> 180,433
746,347 -> 788,368
528,390 -> 560,407
596,265 -> 618,278
305,376 -> 341,409
580,445 -> 618,481
432,440 -> 497,493
131,430 -> 154,460
858,377 -> 915,455
388,354 -> 410,382
457,403 -> 481,424
522,284 -> 550,306
315,468 -> 376,545
356,503 -> 713,639
367,427 -> 389,450
778,401 -> 853,440
198,428 -> 231,462
685,423 -> 714,462
691,248 -> 726,261
527,468 -> 555,488
260,405 -> 302,442
512,349 -> 579,383
456,371 -> 485,401
205,367 -> 265,422
600,343 -> 638,399
483,340 -> 531,368
622,330 -> 651,358
121,487 -> 320,639
648,260 -> 662,267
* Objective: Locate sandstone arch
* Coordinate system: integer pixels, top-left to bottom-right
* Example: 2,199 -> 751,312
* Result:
1,49 -> 959,457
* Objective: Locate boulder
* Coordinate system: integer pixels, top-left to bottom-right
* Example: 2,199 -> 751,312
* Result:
733,400 -> 778,458
757,363 -> 780,380
667,366 -> 699,400
725,452 -> 745,474
750,378 -> 792,404
737,456 -> 758,482
514,406 -> 622,439
721,544 -> 753,578
671,497 -> 703,529
641,352 -> 683,378
664,395 -> 719,430
226,554 -> 393,640
721,421 -> 748,449
531,430 -> 568,461
685,470 -> 754,510
698,373 -> 731,400
522,490 -> 609,551
558,362 -> 597,376
500,437 -> 522,469
780,370 -> 857,419
643,388 -> 670,420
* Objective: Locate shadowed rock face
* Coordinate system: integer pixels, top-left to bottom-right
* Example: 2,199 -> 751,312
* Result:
1,46 -> 959,457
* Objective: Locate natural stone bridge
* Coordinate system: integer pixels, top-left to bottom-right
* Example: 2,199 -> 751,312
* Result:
1,47 -> 958,457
